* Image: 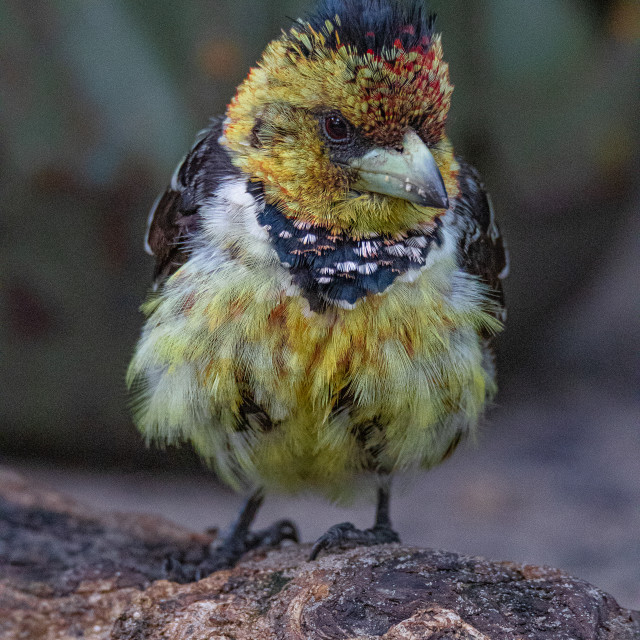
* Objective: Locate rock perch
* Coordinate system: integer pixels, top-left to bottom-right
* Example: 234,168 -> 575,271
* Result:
0,468 -> 638,639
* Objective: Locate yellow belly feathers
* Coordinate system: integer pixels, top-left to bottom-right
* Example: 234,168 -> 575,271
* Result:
128,246 -> 500,498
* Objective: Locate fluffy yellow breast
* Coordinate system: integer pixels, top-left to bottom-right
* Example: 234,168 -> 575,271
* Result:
128,229 -> 501,497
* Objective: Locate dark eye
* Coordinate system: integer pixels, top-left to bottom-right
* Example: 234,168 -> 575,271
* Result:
322,113 -> 352,143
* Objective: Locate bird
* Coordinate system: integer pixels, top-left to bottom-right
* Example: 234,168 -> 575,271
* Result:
127,0 -> 507,577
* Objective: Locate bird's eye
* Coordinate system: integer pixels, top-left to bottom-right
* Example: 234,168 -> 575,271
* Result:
322,113 -> 352,143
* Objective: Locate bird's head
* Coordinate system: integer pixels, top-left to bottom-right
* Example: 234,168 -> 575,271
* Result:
221,0 -> 458,237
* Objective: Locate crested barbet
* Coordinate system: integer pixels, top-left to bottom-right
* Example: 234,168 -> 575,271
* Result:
128,0 -> 507,575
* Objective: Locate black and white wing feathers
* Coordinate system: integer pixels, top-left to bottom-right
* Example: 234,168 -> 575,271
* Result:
145,117 -> 239,287
454,160 -> 508,324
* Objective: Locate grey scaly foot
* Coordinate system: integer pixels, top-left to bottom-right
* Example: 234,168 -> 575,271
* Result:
309,522 -> 400,560
163,489 -> 298,582
194,518 -> 299,579
162,518 -> 299,582
309,482 -> 400,561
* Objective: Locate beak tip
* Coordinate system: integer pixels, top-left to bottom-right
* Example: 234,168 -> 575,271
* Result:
434,178 -> 450,210
435,192 -> 449,210
418,188 -> 449,210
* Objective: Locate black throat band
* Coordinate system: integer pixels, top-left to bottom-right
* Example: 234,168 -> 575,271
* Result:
257,203 -> 443,309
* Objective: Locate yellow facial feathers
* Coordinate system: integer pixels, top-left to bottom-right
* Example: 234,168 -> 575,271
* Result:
221,20 -> 457,235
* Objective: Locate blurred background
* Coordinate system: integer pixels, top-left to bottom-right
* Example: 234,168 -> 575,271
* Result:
1,0 -> 638,608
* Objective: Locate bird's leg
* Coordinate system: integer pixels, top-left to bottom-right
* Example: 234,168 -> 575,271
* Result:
373,482 -> 393,529
164,489 -> 298,582
210,489 -> 266,566
309,480 -> 400,561
201,489 -> 299,574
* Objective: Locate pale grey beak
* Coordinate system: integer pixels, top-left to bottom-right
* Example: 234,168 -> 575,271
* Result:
348,129 -> 449,209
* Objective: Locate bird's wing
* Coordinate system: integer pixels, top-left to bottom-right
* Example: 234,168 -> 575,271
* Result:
454,160 -> 508,323
145,116 -> 238,287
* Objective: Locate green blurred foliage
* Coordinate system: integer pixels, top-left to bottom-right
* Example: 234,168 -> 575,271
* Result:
0,0 -> 638,465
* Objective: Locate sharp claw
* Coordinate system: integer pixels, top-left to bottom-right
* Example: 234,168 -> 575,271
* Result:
308,540 -> 325,561
309,522 -> 357,561
266,519 -> 300,544
280,520 -> 300,542
246,519 -> 300,549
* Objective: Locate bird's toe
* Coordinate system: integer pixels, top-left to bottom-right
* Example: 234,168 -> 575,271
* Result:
309,522 -> 399,561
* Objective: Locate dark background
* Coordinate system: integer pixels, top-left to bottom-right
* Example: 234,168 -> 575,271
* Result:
1,0 -> 638,608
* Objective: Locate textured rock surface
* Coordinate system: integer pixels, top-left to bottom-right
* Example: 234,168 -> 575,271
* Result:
1,468 -> 638,640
